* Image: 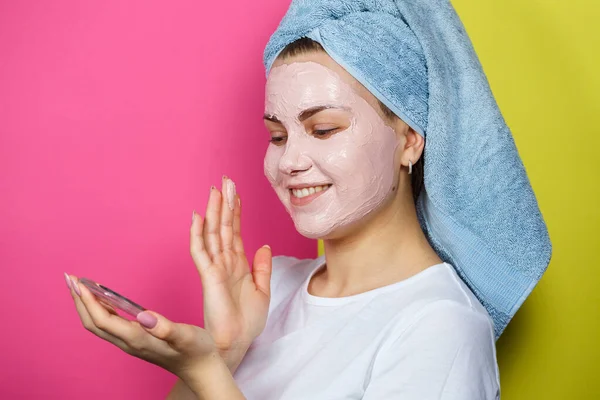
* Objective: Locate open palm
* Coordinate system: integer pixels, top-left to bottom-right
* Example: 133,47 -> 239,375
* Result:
190,176 -> 272,367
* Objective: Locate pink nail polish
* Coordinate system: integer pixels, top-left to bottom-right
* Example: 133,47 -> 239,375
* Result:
64,272 -> 72,290
70,278 -> 81,296
226,179 -> 236,211
137,311 -> 157,329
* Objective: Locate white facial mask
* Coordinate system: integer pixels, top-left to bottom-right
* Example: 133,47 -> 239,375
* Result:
264,61 -> 399,238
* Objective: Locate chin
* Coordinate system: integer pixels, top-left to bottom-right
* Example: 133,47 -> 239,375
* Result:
293,220 -> 335,240
293,217 -> 355,241
292,208 -> 379,241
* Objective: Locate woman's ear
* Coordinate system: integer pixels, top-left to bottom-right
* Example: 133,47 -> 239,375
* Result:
405,126 -> 424,162
394,119 -> 424,167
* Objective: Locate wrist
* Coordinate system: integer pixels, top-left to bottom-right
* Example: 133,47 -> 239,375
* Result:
179,352 -> 220,391
182,353 -> 245,400
219,342 -> 251,374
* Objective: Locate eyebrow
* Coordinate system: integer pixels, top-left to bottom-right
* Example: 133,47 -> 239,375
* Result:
263,105 -> 350,124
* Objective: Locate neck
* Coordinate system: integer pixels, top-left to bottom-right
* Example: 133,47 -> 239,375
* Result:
317,182 -> 443,297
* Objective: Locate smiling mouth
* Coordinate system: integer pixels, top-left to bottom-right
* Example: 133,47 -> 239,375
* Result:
288,184 -> 331,202
290,184 -> 331,199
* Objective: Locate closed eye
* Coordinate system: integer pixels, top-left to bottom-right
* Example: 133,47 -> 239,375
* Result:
313,128 -> 338,138
269,136 -> 287,145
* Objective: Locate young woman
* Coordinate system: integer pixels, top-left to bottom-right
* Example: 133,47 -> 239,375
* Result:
65,1 -> 551,399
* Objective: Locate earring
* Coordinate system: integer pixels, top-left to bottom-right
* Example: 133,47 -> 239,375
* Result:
408,160 -> 413,175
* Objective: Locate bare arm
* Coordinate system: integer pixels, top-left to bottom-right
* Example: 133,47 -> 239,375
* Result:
166,353 -> 245,400
166,379 -> 197,400
167,345 -> 250,399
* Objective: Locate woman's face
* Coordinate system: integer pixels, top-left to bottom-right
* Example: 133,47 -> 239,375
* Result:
263,52 -> 401,239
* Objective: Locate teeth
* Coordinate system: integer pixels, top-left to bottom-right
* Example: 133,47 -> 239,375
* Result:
291,185 -> 330,199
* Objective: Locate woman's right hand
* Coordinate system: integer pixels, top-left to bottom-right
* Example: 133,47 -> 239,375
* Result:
190,176 -> 272,373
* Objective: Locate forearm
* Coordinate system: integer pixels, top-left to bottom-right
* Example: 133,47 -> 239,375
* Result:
183,353 -> 246,400
167,346 -> 249,399
166,379 -> 197,400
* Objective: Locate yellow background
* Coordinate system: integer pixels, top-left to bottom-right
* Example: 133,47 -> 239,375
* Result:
318,1 -> 600,398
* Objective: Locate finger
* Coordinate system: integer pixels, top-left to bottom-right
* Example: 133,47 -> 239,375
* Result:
137,311 -> 196,352
67,275 -> 130,350
252,246 -> 273,298
74,277 -> 145,347
203,186 -> 222,258
220,176 -> 235,251
232,194 -> 245,255
98,299 -> 120,316
191,212 -> 213,272
67,275 -> 103,331
70,277 -> 172,360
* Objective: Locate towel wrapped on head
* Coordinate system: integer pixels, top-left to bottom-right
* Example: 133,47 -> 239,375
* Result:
264,0 -> 552,339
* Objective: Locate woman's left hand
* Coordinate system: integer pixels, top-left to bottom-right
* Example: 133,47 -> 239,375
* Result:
65,273 -> 217,383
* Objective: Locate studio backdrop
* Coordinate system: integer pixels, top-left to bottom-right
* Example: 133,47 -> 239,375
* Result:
0,1 -> 598,399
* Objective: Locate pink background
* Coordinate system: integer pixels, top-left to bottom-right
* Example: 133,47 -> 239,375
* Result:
0,1 -> 315,398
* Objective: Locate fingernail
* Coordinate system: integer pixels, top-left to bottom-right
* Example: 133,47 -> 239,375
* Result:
210,185 -> 215,192
226,178 -> 236,211
192,210 -> 195,224
64,272 -> 72,290
263,244 -> 271,250
137,311 -> 157,329
70,278 -> 81,296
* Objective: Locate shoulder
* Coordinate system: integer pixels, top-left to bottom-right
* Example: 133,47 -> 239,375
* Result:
367,297 -> 500,400
390,263 -> 495,334
377,263 -> 498,366
399,299 -> 495,345
380,292 -> 496,357
377,266 -> 500,389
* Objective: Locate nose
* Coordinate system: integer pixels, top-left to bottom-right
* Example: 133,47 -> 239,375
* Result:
279,140 -> 312,176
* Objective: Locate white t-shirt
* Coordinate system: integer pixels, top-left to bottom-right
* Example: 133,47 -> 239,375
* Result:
233,256 -> 500,399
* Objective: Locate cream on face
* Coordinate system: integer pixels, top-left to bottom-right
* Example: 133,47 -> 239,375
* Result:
263,61 -> 399,238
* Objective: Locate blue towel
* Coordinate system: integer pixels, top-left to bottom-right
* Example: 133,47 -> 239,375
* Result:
263,0 -> 552,339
